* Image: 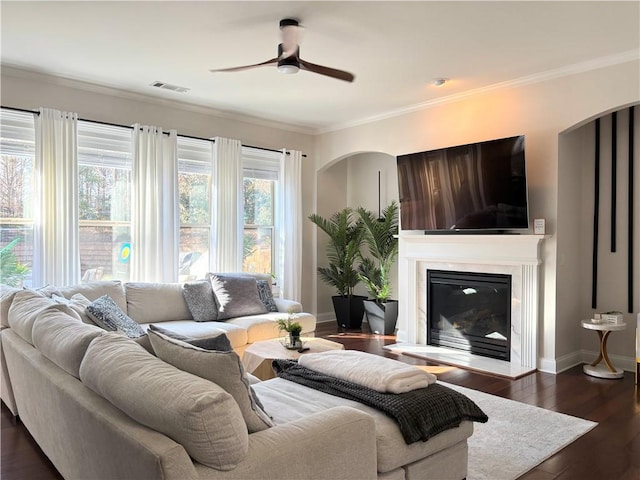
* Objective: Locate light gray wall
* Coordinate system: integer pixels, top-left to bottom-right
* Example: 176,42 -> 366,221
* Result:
314,59 -> 640,371
0,68 -> 317,311
313,161 -> 349,320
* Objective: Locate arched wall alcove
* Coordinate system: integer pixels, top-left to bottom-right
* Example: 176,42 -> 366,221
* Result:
313,151 -> 398,323
556,102 -> 639,371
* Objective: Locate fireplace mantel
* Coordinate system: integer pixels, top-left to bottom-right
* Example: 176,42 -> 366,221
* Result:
396,234 -> 544,376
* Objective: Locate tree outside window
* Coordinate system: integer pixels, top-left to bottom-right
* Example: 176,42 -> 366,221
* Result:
243,176 -> 275,275
0,110 -> 35,287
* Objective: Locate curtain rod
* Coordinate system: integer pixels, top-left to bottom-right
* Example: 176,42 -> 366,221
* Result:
1,105 -> 305,157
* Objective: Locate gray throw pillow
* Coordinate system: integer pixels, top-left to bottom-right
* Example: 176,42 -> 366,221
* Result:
182,280 -> 218,322
147,328 -> 274,433
86,295 -> 145,338
148,324 -> 233,352
256,280 -> 278,312
209,274 -> 268,320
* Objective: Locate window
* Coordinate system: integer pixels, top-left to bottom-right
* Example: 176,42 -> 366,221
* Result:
242,147 -> 280,277
178,137 -> 212,282
77,121 -> 132,282
0,109 -> 35,287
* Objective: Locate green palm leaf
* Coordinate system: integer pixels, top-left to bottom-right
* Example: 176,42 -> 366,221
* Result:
309,208 -> 364,296
356,201 -> 398,302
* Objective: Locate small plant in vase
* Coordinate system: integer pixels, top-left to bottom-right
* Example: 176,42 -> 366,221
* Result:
277,312 -> 303,349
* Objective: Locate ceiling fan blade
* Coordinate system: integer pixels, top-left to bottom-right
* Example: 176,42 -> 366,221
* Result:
209,58 -> 278,73
299,58 -> 355,83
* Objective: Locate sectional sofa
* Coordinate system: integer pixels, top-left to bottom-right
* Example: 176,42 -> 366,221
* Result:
0,275 -> 477,479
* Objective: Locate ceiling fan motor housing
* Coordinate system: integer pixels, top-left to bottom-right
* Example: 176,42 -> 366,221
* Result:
279,18 -> 299,29
277,43 -> 300,73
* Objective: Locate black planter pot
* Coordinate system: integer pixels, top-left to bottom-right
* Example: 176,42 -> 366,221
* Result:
332,295 -> 366,329
364,299 -> 398,335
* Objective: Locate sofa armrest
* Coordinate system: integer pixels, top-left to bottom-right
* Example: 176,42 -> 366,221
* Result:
274,298 -> 302,314
195,406 -> 377,480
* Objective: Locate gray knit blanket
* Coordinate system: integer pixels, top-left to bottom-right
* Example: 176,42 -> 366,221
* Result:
272,359 -> 488,445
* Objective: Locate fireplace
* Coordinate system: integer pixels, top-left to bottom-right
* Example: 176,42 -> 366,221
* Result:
395,234 -> 543,377
427,270 -> 511,361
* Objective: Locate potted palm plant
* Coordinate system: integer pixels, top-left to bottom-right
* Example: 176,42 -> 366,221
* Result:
309,208 -> 366,328
356,201 -> 399,335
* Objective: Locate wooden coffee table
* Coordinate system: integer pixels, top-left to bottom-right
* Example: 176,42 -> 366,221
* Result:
242,337 -> 345,380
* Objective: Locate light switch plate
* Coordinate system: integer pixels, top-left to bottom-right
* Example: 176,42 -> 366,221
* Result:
533,219 -> 545,235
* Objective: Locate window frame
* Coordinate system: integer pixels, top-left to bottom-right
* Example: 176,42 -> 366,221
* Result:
76,120 -> 133,282
242,147 -> 281,278
0,108 -> 36,287
177,136 -> 213,281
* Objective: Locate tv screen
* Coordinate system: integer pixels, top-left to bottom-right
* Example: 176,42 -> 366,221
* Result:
397,135 -> 529,232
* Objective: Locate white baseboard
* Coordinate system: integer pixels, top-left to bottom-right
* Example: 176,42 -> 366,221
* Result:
539,350 -> 636,374
537,356 -> 560,374
316,312 -> 335,324
580,349 -> 636,373
315,312 -> 369,325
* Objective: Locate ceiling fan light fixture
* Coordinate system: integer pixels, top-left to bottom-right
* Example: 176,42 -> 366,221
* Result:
208,18 -> 354,82
278,64 -> 300,74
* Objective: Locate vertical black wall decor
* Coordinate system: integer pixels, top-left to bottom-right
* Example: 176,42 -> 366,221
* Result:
611,112 -> 617,252
628,106 -> 635,313
592,119 -> 600,309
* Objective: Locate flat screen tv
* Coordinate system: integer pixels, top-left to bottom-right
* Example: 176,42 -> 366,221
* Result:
397,135 -> 529,232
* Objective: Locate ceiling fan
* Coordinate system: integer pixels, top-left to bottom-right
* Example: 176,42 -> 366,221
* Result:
209,18 -> 355,83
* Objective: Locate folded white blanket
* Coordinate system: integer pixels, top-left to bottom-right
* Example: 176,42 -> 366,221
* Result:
297,350 -> 437,394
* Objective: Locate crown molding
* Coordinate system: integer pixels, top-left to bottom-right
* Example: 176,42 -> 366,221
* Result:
3,48 -> 638,138
316,49 -> 640,135
0,65 -> 316,136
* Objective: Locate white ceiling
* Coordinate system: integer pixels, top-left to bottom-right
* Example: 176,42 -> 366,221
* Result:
1,1 -> 639,133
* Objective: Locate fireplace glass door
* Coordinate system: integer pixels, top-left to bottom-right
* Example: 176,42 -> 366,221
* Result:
427,270 -> 511,361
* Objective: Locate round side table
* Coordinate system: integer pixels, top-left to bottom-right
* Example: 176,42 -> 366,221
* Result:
581,320 -> 627,379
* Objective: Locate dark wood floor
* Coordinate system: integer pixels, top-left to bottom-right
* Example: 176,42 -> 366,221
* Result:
2,323 -> 639,480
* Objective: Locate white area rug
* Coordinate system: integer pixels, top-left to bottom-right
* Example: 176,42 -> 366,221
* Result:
441,382 -> 597,480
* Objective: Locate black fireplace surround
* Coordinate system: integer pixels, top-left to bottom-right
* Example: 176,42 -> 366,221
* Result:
427,270 -> 511,361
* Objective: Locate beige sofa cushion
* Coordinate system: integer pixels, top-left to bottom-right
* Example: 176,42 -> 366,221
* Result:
52,293 -> 95,325
8,290 -> 79,345
139,320 -> 248,349
253,377 -> 473,473
227,312 -> 317,344
148,328 -> 274,433
32,308 -> 104,378
59,280 -> 127,313
1,284 -> 21,329
125,282 -> 192,323
79,333 -> 248,470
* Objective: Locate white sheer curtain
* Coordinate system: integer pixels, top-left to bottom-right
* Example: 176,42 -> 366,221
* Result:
278,149 -> 303,302
131,125 -> 179,282
211,137 -> 242,272
33,108 -> 80,286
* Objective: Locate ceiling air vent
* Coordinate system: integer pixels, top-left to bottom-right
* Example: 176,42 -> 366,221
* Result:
150,81 -> 190,93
